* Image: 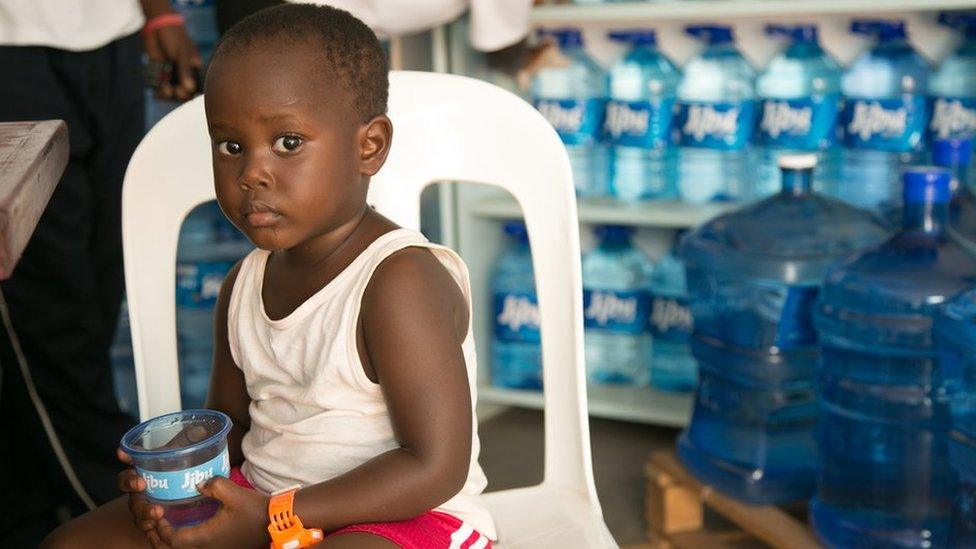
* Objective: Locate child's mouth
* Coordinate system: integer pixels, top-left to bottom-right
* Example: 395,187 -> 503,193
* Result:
242,201 -> 282,228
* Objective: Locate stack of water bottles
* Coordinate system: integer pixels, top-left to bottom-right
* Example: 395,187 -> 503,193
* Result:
531,16 -> 976,212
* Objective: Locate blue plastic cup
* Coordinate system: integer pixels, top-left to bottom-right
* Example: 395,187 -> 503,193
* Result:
121,409 -> 233,527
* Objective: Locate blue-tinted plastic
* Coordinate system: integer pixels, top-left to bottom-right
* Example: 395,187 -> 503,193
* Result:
756,24 -> 843,199
677,24 -> 757,202
830,19 -> 930,214
121,410 -> 232,527
533,28 -> 610,198
678,161 -> 887,504
491,221 -> 542,390
935,287 -> 976,547
583,225 -> 653,385
931,13 -> 976,145
933,139 -> 976,242
605,28 -> 680,202
812,168 -> 976,548
649,233 -> 696,392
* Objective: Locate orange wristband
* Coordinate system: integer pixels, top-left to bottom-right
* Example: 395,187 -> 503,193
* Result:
143,13 -> 185,37
268,486 -> 324,549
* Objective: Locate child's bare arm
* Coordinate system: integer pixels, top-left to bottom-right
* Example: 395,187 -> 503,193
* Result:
206,260 -> 250,466
289,247 -> 474,530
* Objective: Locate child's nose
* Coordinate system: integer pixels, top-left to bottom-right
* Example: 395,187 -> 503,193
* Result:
238,156 -> 272,190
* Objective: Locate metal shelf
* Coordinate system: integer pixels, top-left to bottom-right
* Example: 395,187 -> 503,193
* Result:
468,194 -> 734,228
532,0 -> 976,24
479,383 -> 694,427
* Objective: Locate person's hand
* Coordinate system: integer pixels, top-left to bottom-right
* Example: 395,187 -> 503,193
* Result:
152,476 -> 270,549
118,448 -> 169,548
143,19 -> 203,102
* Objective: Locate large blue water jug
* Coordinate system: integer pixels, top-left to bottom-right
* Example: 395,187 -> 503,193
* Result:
583,225 -> 653,385
491,221 -> 542,390
648,233 -> 696,392
678,154 -> 887,504
813,167 -> 976,548
676,25 -> 757,203
533,28 -> 609,198
832,19 -> 930,214
755,24 -> 842,199
935,287 -> 976,548
605,29 -> 680,202
930,12 -> 976,146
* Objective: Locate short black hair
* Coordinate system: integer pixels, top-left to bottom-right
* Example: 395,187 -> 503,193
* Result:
208,3 -> 388,121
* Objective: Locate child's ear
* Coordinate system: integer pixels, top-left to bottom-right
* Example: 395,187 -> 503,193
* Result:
358,115 -> 393,176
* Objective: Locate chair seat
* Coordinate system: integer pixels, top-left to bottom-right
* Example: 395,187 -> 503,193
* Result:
482,484 -> 616,548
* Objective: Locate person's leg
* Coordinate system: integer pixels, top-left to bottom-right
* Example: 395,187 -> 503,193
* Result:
316,533 -> 399,548
40,496 -> 154,549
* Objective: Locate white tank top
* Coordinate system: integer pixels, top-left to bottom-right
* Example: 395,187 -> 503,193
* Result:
228,228 -> 495,538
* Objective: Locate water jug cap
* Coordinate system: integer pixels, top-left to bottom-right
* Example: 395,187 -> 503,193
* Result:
933,138 -> 974,168
851,19 -> 907,42
903,167 -> 952,204
503,221 -> 530,243
686,25 -> 734,45
778,153 -> 818,170
766,24 -> 818,44
607,29 -> 657,46
939,11 -> 976,36
595,225 -> 634,242
538,27 -> 584,48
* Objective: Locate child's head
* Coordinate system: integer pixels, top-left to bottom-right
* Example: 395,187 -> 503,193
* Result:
204,4 -> 392,251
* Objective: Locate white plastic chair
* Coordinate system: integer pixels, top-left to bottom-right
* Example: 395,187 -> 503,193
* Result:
122,70 -> 616,548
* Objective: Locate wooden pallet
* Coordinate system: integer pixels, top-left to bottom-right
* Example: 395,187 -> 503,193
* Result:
643,450 -> 823,549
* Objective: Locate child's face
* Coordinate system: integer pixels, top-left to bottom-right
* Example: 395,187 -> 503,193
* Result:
204,43 -> 383,251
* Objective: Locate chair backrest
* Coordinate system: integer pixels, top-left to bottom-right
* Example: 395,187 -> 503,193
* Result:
122,70 -> 598,505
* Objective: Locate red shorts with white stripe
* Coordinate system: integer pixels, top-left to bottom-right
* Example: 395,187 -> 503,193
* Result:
230,467 -> 493,548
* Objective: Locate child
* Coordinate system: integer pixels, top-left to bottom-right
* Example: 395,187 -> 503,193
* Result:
42,4 -> 496,548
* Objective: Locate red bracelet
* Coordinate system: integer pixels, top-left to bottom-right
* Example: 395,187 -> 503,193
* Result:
143,13 -> 185,37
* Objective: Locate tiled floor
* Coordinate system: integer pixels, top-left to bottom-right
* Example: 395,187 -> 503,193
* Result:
478,407 -> 680,546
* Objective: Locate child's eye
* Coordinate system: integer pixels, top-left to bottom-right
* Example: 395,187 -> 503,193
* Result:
217,141 -> 242,156
272,135 -> 303,153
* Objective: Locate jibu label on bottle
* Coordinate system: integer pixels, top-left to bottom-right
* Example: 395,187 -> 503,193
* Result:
841,96 -> 928,152
494,292 -> 541,343
929,96 -> 976,140
535,98 -> 607,146
758,94 -> 841,150
675,101 -> 756,150
603,98 -> 675,149
584,289 -> 651,335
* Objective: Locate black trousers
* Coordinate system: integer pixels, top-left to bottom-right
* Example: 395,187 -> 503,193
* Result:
0,32 -> 143,546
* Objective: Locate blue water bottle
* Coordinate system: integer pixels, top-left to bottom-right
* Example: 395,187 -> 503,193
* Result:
678,154 -> 887,504
933,138 -> 976,242
648,233 -> 695,392
176,202 -> 252,408
491,222 -> 542,390
812,167 -> 976,548
533,28 -> 609,198
605,29 -> 680,202
935,287 -> 976,548
583,226 -> 653,385
834,19 -> 930,213
756,24 -> 842,198
676,25 -> 757,203
930,12 -> 976,144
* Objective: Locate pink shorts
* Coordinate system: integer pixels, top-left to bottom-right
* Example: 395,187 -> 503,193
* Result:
230,467 -> 492,548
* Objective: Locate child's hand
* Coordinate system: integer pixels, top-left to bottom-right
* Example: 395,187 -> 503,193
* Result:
117,448 -> 167,544
152,476 -> 270,548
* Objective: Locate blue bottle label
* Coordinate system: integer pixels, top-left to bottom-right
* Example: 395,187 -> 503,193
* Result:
774,286 -> 819,349
136,447 -> 230,501
583,289 -> 651,335
534,98 -> 606,146
674,101 -> 756,150
648,295 -> 693,343
493,292 -> 541,343
757,94 -> 841,149
176,261 -> 235,309
929,96 -> 976,140
603,99 -> 675,149
841,96 -> 928,152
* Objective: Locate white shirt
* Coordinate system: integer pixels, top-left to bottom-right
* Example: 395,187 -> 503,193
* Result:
0,1 -> 144,51
229,228 -> 496,539
295,0 -> 533,51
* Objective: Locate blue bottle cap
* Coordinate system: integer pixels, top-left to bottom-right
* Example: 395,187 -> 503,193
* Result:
607,29 -> 657,46
686,25 -> 734,45
851,19 -> 907,42
766,24 -> 818,44
503,220 -> 529,243
938,11 -> 976,30
903,167 -> 952,204
539,27 -> 584,48
932,138 -> 974,168
595,225 -> 634,241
